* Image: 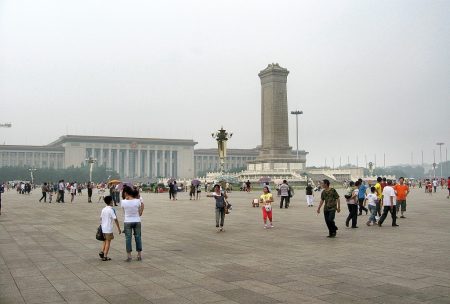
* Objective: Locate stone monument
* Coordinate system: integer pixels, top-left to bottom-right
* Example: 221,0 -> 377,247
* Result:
246,63 -> 307,175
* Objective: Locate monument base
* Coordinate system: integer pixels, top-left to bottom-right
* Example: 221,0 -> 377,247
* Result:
237,159 -> 307,182
247,161 -> 305,172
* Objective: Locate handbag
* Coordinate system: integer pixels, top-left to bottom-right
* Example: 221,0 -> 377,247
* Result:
96,225 -> 105,241
224,199 -> 230,214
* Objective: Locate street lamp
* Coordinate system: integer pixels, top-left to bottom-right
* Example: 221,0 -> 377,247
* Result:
290,110 -> 303,159
85,157 -> 97,182
211,127 -> 232,173
437,142 -> 445,179
28,168 -> 37,184
368,162 -> 374,176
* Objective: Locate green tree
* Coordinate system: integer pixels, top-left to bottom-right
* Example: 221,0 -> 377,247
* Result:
0,166 -> 120,184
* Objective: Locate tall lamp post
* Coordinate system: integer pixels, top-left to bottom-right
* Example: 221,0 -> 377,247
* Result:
28,168 -> 37,184
85,157 -> 97,182
211,127 -> 232,173
437,142 -> 445,179
290,110 -> 303,159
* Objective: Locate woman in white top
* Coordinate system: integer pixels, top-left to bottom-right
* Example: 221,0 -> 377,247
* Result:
345,181 -> 359,228
121,186 -> 144,262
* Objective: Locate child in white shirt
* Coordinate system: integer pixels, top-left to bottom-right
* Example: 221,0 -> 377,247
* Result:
99,196 -> 121,261
365,186 -> 378,226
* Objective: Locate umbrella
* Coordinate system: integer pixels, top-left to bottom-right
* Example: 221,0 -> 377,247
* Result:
108,179 -> 121,185
191,179 -> 201,186
117,182 -> 133,190
259,176 -> 271,183
273,179 -> 283,185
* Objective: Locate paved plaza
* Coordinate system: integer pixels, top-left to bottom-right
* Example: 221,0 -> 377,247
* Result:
1,187 -> 449,304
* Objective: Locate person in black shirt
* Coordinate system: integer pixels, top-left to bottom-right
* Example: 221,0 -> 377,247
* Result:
305,183 -> 314,207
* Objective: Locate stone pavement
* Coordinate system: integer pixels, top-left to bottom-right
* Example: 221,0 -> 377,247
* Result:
1,186 -> 449,304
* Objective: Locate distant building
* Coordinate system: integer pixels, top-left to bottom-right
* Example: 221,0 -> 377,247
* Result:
0,145 -> 64,169
194,148 -> 259,176
0,135 -> 197,178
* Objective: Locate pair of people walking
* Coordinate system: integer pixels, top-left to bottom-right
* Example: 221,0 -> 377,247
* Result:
208,184 -> 275,232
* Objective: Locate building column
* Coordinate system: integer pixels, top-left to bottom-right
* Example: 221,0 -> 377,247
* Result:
162,150 -> 166,177
125,149 -> 130,177
100,148 -> 104,166
154,150 -> 158,177
147,149 -> 150,177
108,149 -> 112,169
116,150 -> 120,174
169,149 -> 173,177
137,149 -> 141,178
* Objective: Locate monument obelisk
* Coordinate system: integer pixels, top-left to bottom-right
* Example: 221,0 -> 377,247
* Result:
247,63 -> 306,173
258,63 -> 293,160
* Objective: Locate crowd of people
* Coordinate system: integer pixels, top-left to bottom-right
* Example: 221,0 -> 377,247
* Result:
1,175 -> 449,262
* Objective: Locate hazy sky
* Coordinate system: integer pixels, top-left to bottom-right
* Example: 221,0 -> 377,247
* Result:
1,0 -> 449,167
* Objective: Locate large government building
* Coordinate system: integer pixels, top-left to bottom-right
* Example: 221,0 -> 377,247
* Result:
0,135 -> 197,178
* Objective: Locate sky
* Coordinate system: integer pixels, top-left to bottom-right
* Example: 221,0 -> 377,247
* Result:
1,0 -> 449,167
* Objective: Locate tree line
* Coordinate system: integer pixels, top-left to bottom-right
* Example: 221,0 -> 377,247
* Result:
0,165 -> 120,184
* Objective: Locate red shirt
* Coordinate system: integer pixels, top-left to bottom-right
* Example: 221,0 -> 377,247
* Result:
447,179 -> 450,189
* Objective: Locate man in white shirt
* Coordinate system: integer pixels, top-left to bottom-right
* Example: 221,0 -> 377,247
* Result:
432,179 -> 438,193
279,180 -> 290,209
57,180 -> 65,203
378,180 -> 398,227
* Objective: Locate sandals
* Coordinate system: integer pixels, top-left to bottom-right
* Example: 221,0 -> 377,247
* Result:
102,257 -> 111,261
137,256 -> 142,261
125,257 -> 132,262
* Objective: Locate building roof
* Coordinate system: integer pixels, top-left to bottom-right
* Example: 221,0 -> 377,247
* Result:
0,145 -> 64,152
47,135 -> 198,147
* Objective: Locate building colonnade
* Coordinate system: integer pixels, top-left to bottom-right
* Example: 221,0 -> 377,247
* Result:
86,147 -> 178,178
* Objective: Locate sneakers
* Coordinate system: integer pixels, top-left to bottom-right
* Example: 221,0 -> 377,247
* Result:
270,223 -> 274,228
366,221 -> 371,226
264,224 -> 268,229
